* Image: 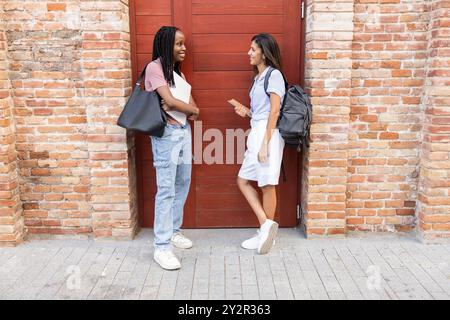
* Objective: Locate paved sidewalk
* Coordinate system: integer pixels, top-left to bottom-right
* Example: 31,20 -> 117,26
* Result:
0,228 -> 449,300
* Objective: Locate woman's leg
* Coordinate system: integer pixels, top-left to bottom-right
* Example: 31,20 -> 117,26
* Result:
152,133 -> 179,250
257,184 -> 279,255
172,125 -> 192,234
261,185 -> 276,221
237,177 -> 267,225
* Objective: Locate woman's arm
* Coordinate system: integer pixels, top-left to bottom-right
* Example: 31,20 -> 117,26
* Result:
189,94 -> 197,108
258,93 -> 281,163
156,85 -> 199,116
264,93 -> 281,144
229,99 -> 252,118
188,94 -> 199,120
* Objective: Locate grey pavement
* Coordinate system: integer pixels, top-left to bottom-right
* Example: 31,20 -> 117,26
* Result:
0,228 -> 449,300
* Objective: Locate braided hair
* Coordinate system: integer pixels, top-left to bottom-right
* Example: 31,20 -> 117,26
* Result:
152,26 -> 182,87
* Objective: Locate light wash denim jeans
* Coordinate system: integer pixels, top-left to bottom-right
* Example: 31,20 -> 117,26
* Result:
151,122 -> 192,250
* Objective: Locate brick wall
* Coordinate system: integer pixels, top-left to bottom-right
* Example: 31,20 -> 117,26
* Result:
1,0 -> 137,242
80,0 -> 137,239
417,0 -> 450,242
347,0 -> 429,232
5,1 -> 91,238
302,0 -> 449,239
303,0 -> 355,236
0,9 -> 24,246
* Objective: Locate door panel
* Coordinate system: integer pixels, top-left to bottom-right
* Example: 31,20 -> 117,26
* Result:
193,34 -> 284,53
192,0 -> 283,15
192,16 -> 284,34
132,0 -> 302,228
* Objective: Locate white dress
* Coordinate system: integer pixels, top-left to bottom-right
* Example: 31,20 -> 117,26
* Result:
238,67 -> 286,187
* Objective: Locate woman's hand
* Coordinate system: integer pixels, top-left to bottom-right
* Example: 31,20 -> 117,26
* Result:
234,105 -> 251,118
188,107 -> 200,121
188,112 -> 199,121
258,142 -> 269,163
161,99 -> 171,112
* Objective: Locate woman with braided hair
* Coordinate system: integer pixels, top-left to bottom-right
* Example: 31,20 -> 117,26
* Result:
145,26 -> 199,270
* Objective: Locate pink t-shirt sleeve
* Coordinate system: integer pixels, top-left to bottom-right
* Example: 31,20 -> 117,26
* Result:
144,59 -> 168,92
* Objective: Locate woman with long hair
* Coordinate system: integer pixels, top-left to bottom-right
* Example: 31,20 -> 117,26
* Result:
145,26 -> 199,270
233,33 -> 286,254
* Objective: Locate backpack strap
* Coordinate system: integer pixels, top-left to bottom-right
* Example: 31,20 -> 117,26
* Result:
263,67 -> 289,97
263,67 -> 275,97
281,160 -> 287,182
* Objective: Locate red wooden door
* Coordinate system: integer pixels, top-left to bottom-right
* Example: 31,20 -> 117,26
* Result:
131,0 -> 303,228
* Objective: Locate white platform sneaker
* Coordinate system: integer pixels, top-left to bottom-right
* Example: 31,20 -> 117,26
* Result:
241,231 -> 261,250
257,219 -> 279,254
241,230 -> 276,250
154,249 -> 181,270
171,232 -> 193,249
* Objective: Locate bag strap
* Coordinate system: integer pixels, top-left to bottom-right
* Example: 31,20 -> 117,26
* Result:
263,67 -> 275,97
249,67 -> 289,96
136,63 -> 150,86
281,160 -> 287,182
263,67 -> 289,97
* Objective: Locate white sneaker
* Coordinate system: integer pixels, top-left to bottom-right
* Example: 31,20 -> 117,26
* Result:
154,249 -> 181,270
241,231 -> 276,250
171,232 -> 193,249
241,231 -> 261,250
258,219 -> 279,255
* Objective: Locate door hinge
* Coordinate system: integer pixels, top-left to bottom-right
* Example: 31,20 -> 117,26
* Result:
301,1 -> 305,19
296,204 -> 301,220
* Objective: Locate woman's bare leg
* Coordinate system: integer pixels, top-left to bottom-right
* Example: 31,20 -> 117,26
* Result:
261,185 -> 277,221
237,177 -> 267,225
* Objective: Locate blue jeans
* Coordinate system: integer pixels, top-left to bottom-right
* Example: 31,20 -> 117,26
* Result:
151,123 -> 192,250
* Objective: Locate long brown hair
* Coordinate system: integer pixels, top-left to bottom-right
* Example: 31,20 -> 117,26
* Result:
251,33 -> 283,76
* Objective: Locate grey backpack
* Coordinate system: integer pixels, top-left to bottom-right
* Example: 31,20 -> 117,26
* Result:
263,67 -> 312,152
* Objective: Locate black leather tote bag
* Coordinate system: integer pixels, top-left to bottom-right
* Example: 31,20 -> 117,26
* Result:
117,63 -> 167,137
